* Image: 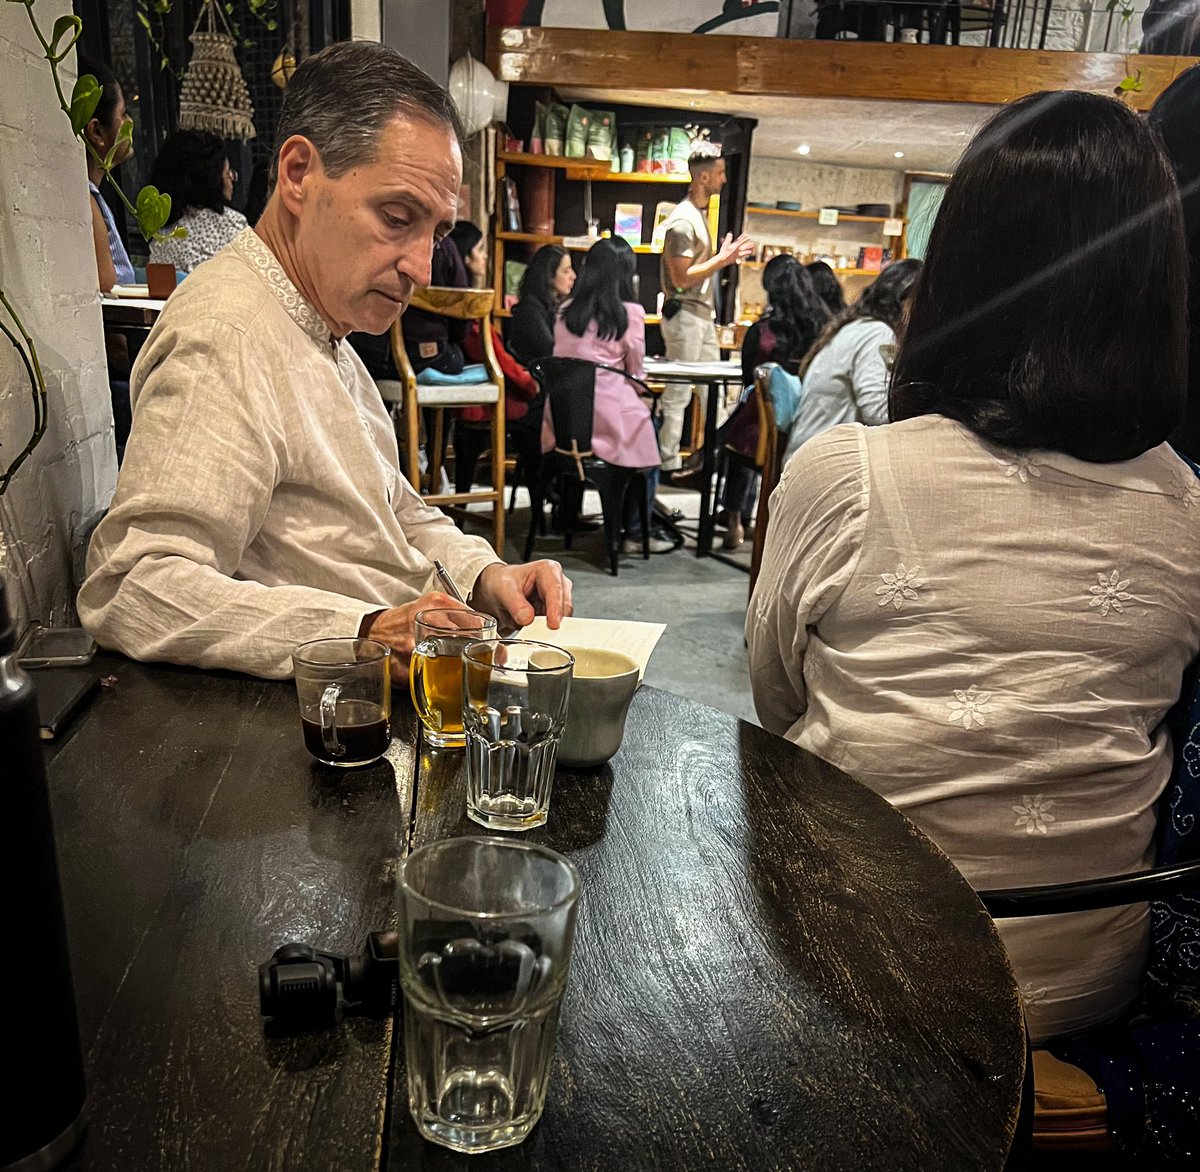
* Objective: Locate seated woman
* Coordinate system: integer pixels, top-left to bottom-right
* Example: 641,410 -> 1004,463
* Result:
805,260 -> 846,318
718,255 -> 829,548
148,130 -> 248,272
445,222 -> 542,495
783,259 -> 922,464
748,92 -> 1200,1045
80,58 -> 135,292
545,237 -> 672,554
508,245 -> 575,364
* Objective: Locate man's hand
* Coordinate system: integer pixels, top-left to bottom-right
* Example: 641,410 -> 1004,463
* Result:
715,232 -> 754,269
469,561 -> 573,636
364,591 -> 469,677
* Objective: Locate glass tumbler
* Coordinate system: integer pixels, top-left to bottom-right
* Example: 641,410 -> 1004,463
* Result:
292,637 -> 391,767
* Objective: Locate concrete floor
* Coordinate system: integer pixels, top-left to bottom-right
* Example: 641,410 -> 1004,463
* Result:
490,483 -> 760,726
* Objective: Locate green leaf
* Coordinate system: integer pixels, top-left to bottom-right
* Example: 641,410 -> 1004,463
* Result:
1116,71 -> 1144,94
49,14 -> 82,61
69,74 -> 102,136
265,19 -> 277,30
103,118 -> 133,169
154,0 -> 172,12
169,226 -> 188,239
134,184 -> 173,240
160,55 -> 170,70
136,10 -> 150,29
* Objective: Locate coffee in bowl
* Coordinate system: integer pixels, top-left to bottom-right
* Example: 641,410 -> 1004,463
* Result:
556,647 -> 640,768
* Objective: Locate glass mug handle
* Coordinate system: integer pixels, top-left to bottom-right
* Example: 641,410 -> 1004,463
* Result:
319,683 -> 345,757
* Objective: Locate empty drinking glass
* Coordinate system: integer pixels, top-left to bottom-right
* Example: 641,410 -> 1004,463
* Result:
399,836 -> 581,1153
461,640 -> 574,831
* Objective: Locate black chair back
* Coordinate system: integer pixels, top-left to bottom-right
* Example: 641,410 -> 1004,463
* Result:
532,357 -> 599,458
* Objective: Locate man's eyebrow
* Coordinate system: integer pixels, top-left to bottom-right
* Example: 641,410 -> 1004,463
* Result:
380,191 -> 432,219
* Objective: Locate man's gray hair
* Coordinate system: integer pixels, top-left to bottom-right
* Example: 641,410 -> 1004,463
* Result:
268,40 -> 465,188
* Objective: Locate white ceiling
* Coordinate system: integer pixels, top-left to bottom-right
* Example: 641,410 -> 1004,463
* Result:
560,87 -> 999,172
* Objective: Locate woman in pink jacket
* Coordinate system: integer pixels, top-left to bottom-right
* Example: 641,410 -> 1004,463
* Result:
545,237 -> 673,553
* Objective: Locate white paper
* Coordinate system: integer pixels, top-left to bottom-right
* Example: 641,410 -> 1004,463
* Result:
519,616 -> 665,680
883,217 -> 904,236
817,207 -> 839,226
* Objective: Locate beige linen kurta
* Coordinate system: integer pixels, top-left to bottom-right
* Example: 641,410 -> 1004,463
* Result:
79,229 -> 499,679
748,415 -> 1200,1044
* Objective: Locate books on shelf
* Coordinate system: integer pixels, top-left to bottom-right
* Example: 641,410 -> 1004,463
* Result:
650,201 -> 677,251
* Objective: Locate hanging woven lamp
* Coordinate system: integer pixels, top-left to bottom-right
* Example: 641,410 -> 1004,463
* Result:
178,1 -> 256,141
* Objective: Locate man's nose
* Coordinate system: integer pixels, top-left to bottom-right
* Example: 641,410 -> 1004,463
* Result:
401,238 -> 435,288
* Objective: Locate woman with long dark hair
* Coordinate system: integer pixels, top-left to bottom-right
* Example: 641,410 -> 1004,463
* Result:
509,244 -> 575,363
782,258 -> 922,462
149,130 -> 248,272
750,92 -> 1200,1045
546,237 -> 671,554
718,255 -> 829,547
805,259 -> 846,317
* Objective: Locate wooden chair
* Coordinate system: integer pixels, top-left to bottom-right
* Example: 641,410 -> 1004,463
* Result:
979,859 -> 1200,1152
747,364 -> 789,597
385,287 -> 506,553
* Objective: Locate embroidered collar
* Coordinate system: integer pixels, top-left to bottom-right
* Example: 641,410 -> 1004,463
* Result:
232,228 -> 332,346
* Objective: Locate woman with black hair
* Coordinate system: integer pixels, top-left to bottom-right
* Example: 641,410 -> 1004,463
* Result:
782,258 -> 921,462
509,244 -> 575,363
546,237 -> 671,554
149,130 -> 248,272
804,259 -> 846,317
80,57 -> 135,291
719,255 -> 829,547
750,92 -> 1200,1045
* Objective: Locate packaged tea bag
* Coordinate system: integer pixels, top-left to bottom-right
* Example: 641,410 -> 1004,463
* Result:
619,132 -> 635,173
531,101 -> 547,154
565,105 -> 590,158
634,127 -> 653,173
586,110 -> 614,161
667,127 -> 692,175
650,126 -> 670,175
544,102 -> 569,156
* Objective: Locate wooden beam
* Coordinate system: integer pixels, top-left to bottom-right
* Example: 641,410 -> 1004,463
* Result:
487,25 -> 1198,112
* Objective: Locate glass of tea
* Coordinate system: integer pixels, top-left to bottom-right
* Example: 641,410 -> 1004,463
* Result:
409,609 -> 498,748
292,637 -> 392,767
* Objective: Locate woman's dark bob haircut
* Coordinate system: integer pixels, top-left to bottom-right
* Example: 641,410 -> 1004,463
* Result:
890,90 -> 1188,462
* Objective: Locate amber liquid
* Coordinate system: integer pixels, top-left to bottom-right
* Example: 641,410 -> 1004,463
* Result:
410,637 -> 473,746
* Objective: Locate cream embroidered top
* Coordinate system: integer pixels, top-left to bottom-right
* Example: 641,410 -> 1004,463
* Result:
79,229 -> 499,679
748,415 -> 1200,1044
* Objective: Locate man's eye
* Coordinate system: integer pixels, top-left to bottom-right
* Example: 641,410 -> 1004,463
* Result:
383,212 -> 408,229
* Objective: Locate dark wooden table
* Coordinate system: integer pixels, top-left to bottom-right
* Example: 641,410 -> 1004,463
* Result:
46,657 -> 1025,1171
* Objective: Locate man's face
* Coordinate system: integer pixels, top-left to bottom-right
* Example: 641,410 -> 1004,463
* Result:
702,160 -> 727,199
293,114 -> 462,337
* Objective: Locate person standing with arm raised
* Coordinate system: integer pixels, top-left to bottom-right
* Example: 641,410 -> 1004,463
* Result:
657,149 -> 753,472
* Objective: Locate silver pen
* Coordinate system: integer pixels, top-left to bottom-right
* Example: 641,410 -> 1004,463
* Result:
433,559 -> 466,604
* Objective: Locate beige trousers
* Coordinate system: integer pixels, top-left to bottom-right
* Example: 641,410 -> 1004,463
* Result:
658,308 -> 719,470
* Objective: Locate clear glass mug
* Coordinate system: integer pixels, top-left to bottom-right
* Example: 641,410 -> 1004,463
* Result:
398,836 -> 580,1153
292,637 -> 391,767
409,609 -> 498,748
461,640 -> 574,831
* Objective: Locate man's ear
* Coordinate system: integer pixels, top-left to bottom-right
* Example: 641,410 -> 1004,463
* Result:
275,135 -> 321,216
83,116 -> 105,151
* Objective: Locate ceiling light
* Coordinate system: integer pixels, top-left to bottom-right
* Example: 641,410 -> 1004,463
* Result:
796,144 -> 810,155
893,151 -> 905,159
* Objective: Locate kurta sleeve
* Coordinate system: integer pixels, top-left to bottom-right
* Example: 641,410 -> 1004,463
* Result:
746,425 -> 869,738
79,321 -> 390,679
847,322 -> 894,426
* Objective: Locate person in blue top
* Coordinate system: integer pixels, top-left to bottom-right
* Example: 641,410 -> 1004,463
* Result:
80,58 -> 135,292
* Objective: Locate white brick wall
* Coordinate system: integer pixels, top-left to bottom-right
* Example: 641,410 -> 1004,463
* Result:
0,2 -> 116,633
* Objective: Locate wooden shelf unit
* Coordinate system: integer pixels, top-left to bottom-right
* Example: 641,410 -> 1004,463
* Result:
497,230 -> 662,255
747,206 -> 905,230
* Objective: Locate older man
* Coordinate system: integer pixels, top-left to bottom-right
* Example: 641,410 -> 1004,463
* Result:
79,42 -> 571,679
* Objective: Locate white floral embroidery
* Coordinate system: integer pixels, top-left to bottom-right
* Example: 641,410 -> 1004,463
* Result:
948,684 -> 992,730
1088,569 -> 1133,617
1020,981 -> 1049,1007
998,454 -> 1042,483
876,563 -> 925,610
1168,465 -> 1200,508
232,229 -> 331,345
1013,794 -> 1056,835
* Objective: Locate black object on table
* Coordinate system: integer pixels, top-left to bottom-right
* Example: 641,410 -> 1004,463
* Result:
47,657 -> 1026,1170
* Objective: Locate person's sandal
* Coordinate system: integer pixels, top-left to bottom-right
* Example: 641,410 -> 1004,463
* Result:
722,516 -> 745,550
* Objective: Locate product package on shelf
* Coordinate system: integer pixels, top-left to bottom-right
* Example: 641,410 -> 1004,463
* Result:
858,246 -> 884,273
544,101 -> 568,155
614,204 -> 643,246
635,127 -> 654,173
650,127 -> 670,174
586,110 -> 615,161
565,105 -> 590,158
651,201 -> 677,250
667,127 -> 691,175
